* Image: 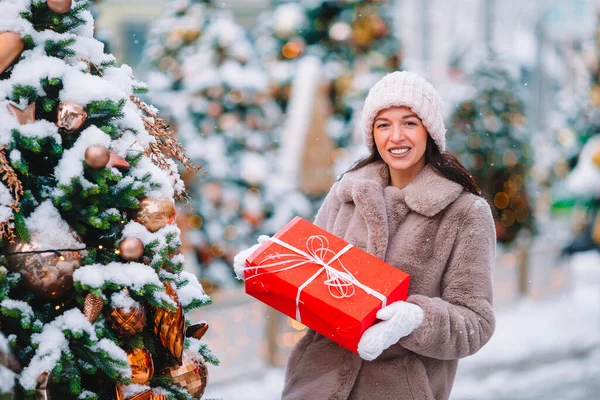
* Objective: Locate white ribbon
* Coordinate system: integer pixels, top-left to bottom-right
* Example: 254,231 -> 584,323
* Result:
245,235 -> 387,323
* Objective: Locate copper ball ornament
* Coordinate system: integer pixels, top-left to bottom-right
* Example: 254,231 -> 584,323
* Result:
118,238 -> 145,261
162,352 -> 208,399
56,101 -> 87,132
47,0 -> 72,14
84,145 -> 110,168
107,303 -> 146,337
135,198 -> 176,232
127,348 -> 154,385
0,31 -> 24,74
4,238 -> 85,299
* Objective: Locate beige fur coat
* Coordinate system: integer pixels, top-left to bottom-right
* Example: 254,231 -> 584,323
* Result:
282,161 -> 496,400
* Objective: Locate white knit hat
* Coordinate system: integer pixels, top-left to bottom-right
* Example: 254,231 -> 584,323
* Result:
361,71 -> 446,151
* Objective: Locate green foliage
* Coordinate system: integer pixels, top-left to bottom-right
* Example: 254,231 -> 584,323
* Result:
12,212 -> 30,243
10,85 -> 38,104
24,0 -> 90,34
86,99 -> 125,123
45,38 -> 76,59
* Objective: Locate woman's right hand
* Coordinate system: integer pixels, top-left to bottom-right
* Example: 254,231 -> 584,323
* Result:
232,235 -> 270,280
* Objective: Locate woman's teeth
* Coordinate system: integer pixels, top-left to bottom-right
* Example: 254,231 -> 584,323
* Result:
390,148 -> 409,154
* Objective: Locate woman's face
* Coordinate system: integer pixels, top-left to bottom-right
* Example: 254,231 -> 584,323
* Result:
373,106 -> 428,178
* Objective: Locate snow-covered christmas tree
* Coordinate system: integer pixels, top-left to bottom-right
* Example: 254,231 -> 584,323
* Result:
143,2 -> 312,289
142,0 -> 210,130
0,0 -> 216,398
556,25 -> 600,254
447,57 -> 533,244
253,0 -> 401,150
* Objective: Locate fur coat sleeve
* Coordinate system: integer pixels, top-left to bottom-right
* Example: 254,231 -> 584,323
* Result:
313,181 -> 340,228
399,199 -> 496,360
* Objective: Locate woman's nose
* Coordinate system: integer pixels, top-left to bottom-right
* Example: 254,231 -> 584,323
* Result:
390,125 -> 405,142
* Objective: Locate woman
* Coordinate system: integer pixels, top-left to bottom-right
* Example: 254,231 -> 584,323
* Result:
281,71 -> 496,400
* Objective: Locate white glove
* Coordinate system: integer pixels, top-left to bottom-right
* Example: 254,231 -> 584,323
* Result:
357,301 -> 424,361
233,235 -> 270,280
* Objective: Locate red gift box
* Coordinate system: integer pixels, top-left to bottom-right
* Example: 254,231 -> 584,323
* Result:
245,216 -> 410,353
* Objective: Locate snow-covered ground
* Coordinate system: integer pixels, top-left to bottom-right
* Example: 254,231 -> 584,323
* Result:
204,251 -> 600,400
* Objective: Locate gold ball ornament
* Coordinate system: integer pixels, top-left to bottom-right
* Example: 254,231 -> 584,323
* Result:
107,301 -> 146,337
162,351 -> 208,399
0,31 -> 24,74
84,145 -> 110,168
56,101 -> 88,132
4,239 -> 85,299
127,348 -> 154,385
118,238 -> 145,261
47,0 -> 72,14
135,198 -> 176,233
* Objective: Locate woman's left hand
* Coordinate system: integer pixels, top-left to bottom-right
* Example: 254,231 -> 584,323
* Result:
357,301 -> 424,361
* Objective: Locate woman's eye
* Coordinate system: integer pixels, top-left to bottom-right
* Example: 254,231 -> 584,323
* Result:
377,123 -> 389,129
405,121 -> 417,126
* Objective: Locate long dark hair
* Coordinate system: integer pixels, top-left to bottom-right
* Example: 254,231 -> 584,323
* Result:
345,136 -> 483,197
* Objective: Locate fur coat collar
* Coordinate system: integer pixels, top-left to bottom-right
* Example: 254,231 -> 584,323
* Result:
335,161 -> 464,260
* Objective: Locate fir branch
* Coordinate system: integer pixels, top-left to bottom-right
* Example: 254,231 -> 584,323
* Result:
44,38 -> 76,59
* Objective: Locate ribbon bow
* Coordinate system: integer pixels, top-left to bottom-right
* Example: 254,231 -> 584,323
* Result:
245,235 -> 387,322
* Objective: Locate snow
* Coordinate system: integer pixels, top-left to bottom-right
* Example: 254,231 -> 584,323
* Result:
0,0 -> 34,36
54,126 -> 112,186
88,338 -> 130,377
20,309 -> 99,390
73,262 -> 163,291
110,291 -> 142,312
565,136 -> 600,198
25,201 -> 83,250
176,271 -> 210,307
0,183 -> 13,223
121,221 -> 181,260
61,70 -> 127,105
120,384 -> 151,398
203,251 -> 600,400
128,156 -> 175,200
0,299 -> 34,326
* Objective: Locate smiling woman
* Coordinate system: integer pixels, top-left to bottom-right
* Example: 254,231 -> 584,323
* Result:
281,71 -> 496,400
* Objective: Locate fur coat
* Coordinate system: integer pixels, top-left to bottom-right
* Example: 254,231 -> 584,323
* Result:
282,161 -> 496,400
